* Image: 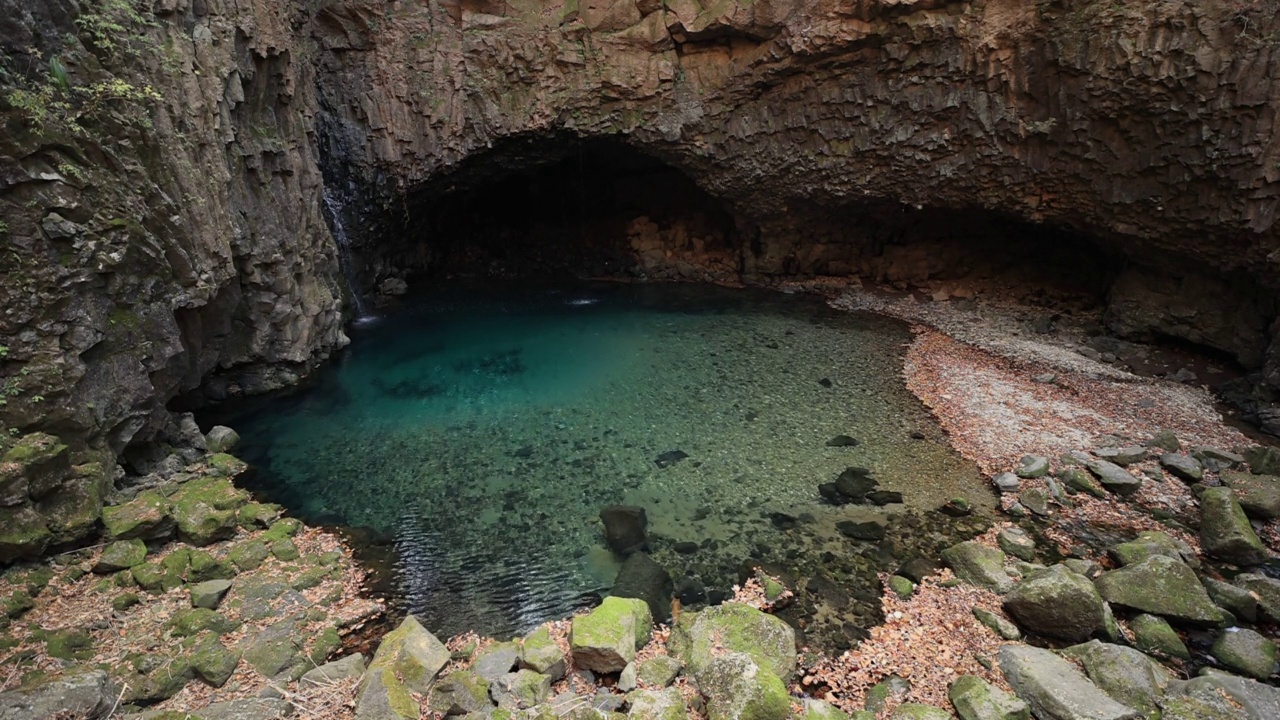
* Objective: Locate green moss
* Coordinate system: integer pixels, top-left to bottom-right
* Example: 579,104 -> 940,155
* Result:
101,490 -> 171,540
229,539 -> 269,571
263,517 -> 303,542
310,625 -> 341,664
206,453 -> 247,478
166,608 -> 239,638
1,589 -> 33,618
270,538 -> 300,561
40,627 -> 93,660
112,592 -> 141,612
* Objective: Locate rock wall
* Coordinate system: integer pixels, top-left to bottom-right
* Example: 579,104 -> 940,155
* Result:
0,0 -> 346,553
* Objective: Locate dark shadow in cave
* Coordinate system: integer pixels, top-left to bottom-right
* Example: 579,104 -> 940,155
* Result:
387,136 -> 743,280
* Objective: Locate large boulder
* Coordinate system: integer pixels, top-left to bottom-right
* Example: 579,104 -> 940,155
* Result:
1175,669 -> 1280,720
1220,470 -> 1280,519
668,602 -> 797,681
1004,565 -> 1106,642
1093,555 -> 1223,624
612,552 -> 673,623
428,670 -> 492,715
694,652 -> 790,720
519,624 -> 566,680
1199,487 -> 1270,565
998,645 -> 1141,720
0,505 -> 52,563
570,596 -> 653,673
1061,641 -> 1172,715
629,687 -> 689,720
1129,613 -> 1190,661
0,667 -> 118,720
1107,531 -> 1197,568
94,538 -> 147,573
472,641 -> 519,682
355,615 -> 450,719
101,490 -> 174,540
1233,573 -> 1280,622
1211,628 -> 1277,680
948,675 -> 1030,720
170,476 -> 250,546
942,541 -> 1013,593
489,669 -> 550,710
600,505 -> 648,555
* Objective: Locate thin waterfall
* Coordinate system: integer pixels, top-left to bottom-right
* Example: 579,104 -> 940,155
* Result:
321,187 -> 371,320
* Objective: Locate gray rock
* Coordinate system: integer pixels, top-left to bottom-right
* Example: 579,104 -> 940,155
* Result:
1061,640 -> 1172,714
1016,456 -> 1050,479
1108,531 -> 1197,568
694,652 -> 790,720
629,687 -> 689,720
1220,470 -> 1280,519
94,539 -> 148,573
198,698 -> 293,720
301,653 -> 366,686
1203,577 -> 1258,623
429,670 -> 492,715
1019,488 -> 1050,516
973,607 -> 1021,640
519,624 -> 566,681
669,602 -> 796,681
241,617 -> 306,679
1233,573 -> 1280,622
889,704 -> 951,720
866,675 -> 911,713
1243,445 -> 1280,475
1093,555 -> 1223,624
1211,628 -> 1277,680
1160,454 -> 1203,482
490,669 -> 551,710
190,579 -> 233,610
993,472 -> 1020,494
798,698 -> 848,720
1129,613 -> 1190,661
1193,447 -> 1244,467
1004,564 -> 1106,642
998,645 -> 1141,720
1176,668 -> 1280,720
1157,692 -> 1240,720
1200,487 -> 1270,565
1095,447 -> 1148,466
355,615 -> 450,719
1063,558 -> 1102,579
1144,430 -> 1181,452
0,667 -> 118,720
1059,468 -> 1106,498
993,527 -> 1034,561
618,661 -> 638,691
206,426 -> 241,454
472,641 -> 519,682
948,675 -> 1030,720
637,655 -> 683,687
1087,460 -> 1143,496
942,541 -> 1013,593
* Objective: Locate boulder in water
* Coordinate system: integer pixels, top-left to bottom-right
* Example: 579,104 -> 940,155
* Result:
612,552 -> 674,623
600,505 -> 648,556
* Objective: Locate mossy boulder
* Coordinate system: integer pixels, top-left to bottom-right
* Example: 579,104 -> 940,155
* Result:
2,432 -> 69,499
2,588 -> 33,619
1061,640 -> 1172,714
694,652 -> 790,720
38,475 -> 102,544
170,476 -> 249,546
1233,573 -> 1280,623
241,616 -> 306,678
1220,470 -> 1280,519
237,501 -> 282,529
0,666 -> 117,718
1094,555 -> 1223,624
120,653 -> 196,703
131,560 -> 184,594
167,608 -> 239,637
491,669 -> 552,710
356,665 -> 421,720
1128,613 -> 1189,661
428,669 -> 492,714
94,539 -> 147,573
1199,487 -> 1270,566
367,615 -> 450,692
270,537 -> 300,561
629,687 -> 689,720
890,705 -> 951,720
229,539 -> 270,571
520,623 -> 566,680
668,602 -> 797,682
0,504 -> 52,562
638,655 -> 683,687
102,490 -> 174,541
206,453 -> 247,477
42,627 -> 93,660
1211,628 -> 1277,680
188,549 -> 235,582
948,675 -> 1029,720
942,541 -> 1013,593
1004,564 -> 1106,642
1108,531 -> 1197,568
189,632 -> 241,687
570,596 -> 653,673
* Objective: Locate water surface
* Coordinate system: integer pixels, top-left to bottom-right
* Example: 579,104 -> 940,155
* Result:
207,282 -> 988,640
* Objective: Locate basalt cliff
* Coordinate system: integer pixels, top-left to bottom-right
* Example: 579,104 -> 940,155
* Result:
0,0 -> 1278,554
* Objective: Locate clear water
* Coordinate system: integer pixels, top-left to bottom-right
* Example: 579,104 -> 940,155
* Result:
209,282 -> 989,640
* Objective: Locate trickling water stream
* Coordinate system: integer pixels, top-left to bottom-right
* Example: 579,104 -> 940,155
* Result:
203,281 -> 990,643
322,188 -> 371,320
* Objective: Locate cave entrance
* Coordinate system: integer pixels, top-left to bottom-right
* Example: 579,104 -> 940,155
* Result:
386,137 -> 743,282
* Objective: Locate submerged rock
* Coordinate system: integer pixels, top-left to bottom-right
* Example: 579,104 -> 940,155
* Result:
612,552 -> 673,623
600,505 -> 648,556
655,450 -> 689,468
837,519 -> 886,541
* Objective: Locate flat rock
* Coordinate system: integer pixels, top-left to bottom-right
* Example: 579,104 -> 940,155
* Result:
1095,447 -> 1148,466
1220,470 -> 1280,519
198,698 -> 293,720
472,641 -> 519,682
1087,460 -> 1143,496
1160,454 -> 1203,483
1004,564 -> 1106,642
0,667 -> 118,720
1200,487 -> 1270,565
993,472 -> 1020,494
998,645 -> 1141,720
1212,628 -> 1277,680
301,653 -> 366,686
1016,456 -> 1050,479
1093,555 -> 1223,624
190,579 -> 233,610
629,687 -> 689,720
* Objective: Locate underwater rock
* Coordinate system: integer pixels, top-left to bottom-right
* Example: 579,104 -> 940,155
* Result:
826,435 -> 860,447
833,467 -> 878,502
837,519 -> 886,541
600,505 -> 649,556
655,450 -> 689,468
612,552 -> 674,624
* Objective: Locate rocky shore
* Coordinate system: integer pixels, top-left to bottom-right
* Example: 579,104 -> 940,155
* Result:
1,289 -> 1278,720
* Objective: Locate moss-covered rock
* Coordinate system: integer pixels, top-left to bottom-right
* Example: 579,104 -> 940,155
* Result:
1,588 -> 33,619
94,539 -> 147,573
694,652 -> 790,720
890,705 -> 952,720
1108,531 -> 1197,568
1061,640 -> 1172,714
570,596 -> 653,673
189,632 -> 241,687
270,537 -> 300,562
120,653 -> 195,703
131,560 -> 183,593
1128,613 -> 1189,661
237,501 -> 283,529
888,575 -> 915,599
0,504 -> 51,563
38,475 -> 102,544
941,541 -> 1013,593
206,453 -> 248,478
1094,555 -> 1223,624
1200,487 -> 1270,566
112,592 -> 141,612
229,539 -> 270,571
948,675 -> 1029,720
1004,564 -> 1106,642
629,687 -> 689,720
310,625 -> 342,665
170,476 -> 249,546
241,616 -> 307,679
355,666 -> 421,720
167,608 -> 239,638
102,490 -> 174,540
2,432 -> 69,500
368,615 -> 450,692
637,655 -> 683,687
520,623 -> 567,680
668,602 -> 796,682
1211,628 -> 1277,680
428,669 -> 492,714
41,627 -> 93,660
187,549 -> 235,582
189,578 -> 233,609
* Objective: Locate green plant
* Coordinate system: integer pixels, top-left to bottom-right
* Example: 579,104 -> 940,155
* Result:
75,0 -> 155,63
0,221 -> 7,237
